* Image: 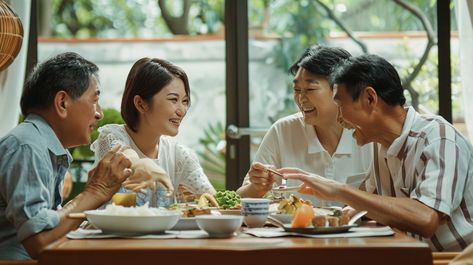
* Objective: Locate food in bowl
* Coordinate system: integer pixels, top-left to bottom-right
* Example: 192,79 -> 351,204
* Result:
85,203 -> 180,234
215,190 -> 241,209
101,203 -> 172,216
195,215 -> 243,238
197,193 -> 220,208
111,192 -> 136,207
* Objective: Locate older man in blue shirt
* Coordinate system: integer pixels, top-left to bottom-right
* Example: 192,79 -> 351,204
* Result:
0,52 -> 132,260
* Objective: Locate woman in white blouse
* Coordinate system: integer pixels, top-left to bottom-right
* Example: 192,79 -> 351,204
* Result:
237,45 -> 373,206
91,58 -> 215,207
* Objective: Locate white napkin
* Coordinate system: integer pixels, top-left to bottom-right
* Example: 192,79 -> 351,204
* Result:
67,228 -> 209,239
244,226 -> 394,238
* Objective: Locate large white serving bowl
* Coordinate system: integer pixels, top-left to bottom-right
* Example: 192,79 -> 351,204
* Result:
84,210 -> 181,235
195,215 -> 243,238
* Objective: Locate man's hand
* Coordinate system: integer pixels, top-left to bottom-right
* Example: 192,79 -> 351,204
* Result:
84,145 -> 132,203
279,167 -> 344,201
247,162 -> 277,193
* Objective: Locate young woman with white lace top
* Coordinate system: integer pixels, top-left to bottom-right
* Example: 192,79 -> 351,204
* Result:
91,58 -> 215,207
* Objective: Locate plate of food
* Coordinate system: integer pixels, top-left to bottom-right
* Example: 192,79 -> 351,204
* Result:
75,204 -> 181,235
267,207 -> 357,235
267,195 -> 366,234
195,191 -> 242,215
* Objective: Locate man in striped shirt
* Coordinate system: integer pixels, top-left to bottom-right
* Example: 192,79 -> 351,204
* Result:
280,54 -> 473,251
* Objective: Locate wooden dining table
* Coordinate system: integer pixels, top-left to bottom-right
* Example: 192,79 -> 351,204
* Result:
39,226 -> 433,265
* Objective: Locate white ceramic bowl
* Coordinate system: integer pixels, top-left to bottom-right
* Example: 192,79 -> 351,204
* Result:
84,210 -> 181,235
195,215 -> 243,237
240,198 -> 271,207
242,212 -> 268,228
241,208 -> 269,214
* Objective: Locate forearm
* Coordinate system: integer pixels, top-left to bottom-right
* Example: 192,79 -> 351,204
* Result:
22,191 -> 105,259
338,184 -> 441,237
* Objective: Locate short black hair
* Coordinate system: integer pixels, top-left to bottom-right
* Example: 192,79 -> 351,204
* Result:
20,52 -> 99,116
121,58 -> 191,132
289,45 -> 352,76
329,54 -> 406,106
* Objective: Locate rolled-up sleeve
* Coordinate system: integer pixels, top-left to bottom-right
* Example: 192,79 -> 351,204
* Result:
0,136 -> 60,242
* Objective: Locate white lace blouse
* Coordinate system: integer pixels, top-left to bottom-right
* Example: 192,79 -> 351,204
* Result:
90,124 -> 216,206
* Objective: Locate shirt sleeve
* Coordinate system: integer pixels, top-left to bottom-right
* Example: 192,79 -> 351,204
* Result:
90,125 -> 129,160
411,138 -> 468,216
175,144 -> 216,195
0,136 -> 60,242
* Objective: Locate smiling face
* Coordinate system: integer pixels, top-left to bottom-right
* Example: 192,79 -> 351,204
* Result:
332,83 -> 373,146
293,68 -> 339,126
138,77 -> 189,137
66,76 -> 103,147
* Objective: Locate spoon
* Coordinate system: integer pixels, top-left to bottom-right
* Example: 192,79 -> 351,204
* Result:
348,210 -> 368,226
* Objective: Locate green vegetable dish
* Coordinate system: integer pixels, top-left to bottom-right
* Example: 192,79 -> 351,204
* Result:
215,190 -> 240,209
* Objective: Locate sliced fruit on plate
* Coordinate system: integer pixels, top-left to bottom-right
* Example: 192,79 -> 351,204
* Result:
291,204 -> 315,228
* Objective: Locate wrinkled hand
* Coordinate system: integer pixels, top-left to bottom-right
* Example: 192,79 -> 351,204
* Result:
122,157 -> 174,195
278,167 -> 343,201
85,145 -> 132,203
247,162 -> 277,192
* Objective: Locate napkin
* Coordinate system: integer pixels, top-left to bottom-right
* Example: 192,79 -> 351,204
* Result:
67,228 -> 209,239
244,226 -> 394,238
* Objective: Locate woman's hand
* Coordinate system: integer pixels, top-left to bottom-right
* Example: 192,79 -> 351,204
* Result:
279,167 -> 344,201
122,158 -> 174,195
84,145 -> 132,203
247,162 -> 277,193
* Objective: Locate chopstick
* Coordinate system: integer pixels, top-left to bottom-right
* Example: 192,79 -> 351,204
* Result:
266,167 -> 284,178
68,213 -> 87,219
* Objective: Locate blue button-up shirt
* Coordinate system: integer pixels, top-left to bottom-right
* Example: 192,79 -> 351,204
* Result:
0,114 -> 72,260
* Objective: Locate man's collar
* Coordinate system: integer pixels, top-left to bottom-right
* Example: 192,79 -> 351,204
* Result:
386,106 -> 415,157
24,114 -> 70,159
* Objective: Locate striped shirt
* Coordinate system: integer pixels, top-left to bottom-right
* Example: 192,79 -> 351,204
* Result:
365,107 -> 473,251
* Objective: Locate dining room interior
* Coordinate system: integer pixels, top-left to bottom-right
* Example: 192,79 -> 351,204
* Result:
0,0 -> 472,264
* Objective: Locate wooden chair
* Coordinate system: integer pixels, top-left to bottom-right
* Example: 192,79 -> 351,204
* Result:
432,252 -> 460,265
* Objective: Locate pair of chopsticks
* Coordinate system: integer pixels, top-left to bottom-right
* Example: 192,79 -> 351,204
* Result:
265,167 -> 284,178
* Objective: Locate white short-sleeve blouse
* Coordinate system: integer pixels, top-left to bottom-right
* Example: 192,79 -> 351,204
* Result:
244,112 -> 373,206
91,124 -> 216,206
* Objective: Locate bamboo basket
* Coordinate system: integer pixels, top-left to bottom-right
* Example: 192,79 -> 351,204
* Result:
0,0 -> 23,71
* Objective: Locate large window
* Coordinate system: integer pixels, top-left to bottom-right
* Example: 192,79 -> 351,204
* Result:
38,0 -> 227,198
247,0 -> 461,160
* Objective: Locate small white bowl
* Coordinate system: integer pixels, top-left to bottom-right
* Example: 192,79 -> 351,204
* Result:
195,215 -> 243,238
243,212 -> 268,228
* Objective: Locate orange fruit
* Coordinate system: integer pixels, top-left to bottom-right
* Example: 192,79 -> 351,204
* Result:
291,204 -> 315,228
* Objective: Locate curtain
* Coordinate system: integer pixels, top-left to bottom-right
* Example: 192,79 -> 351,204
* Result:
455,0 -> 473,141
0,0 -> 31,137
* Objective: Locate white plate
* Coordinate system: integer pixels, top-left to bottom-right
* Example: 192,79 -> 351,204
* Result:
84,210 -> 180,235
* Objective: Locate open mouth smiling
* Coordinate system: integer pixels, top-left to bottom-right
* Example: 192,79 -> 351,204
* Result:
170,118 -> 181,126
302,107 -> 315,114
